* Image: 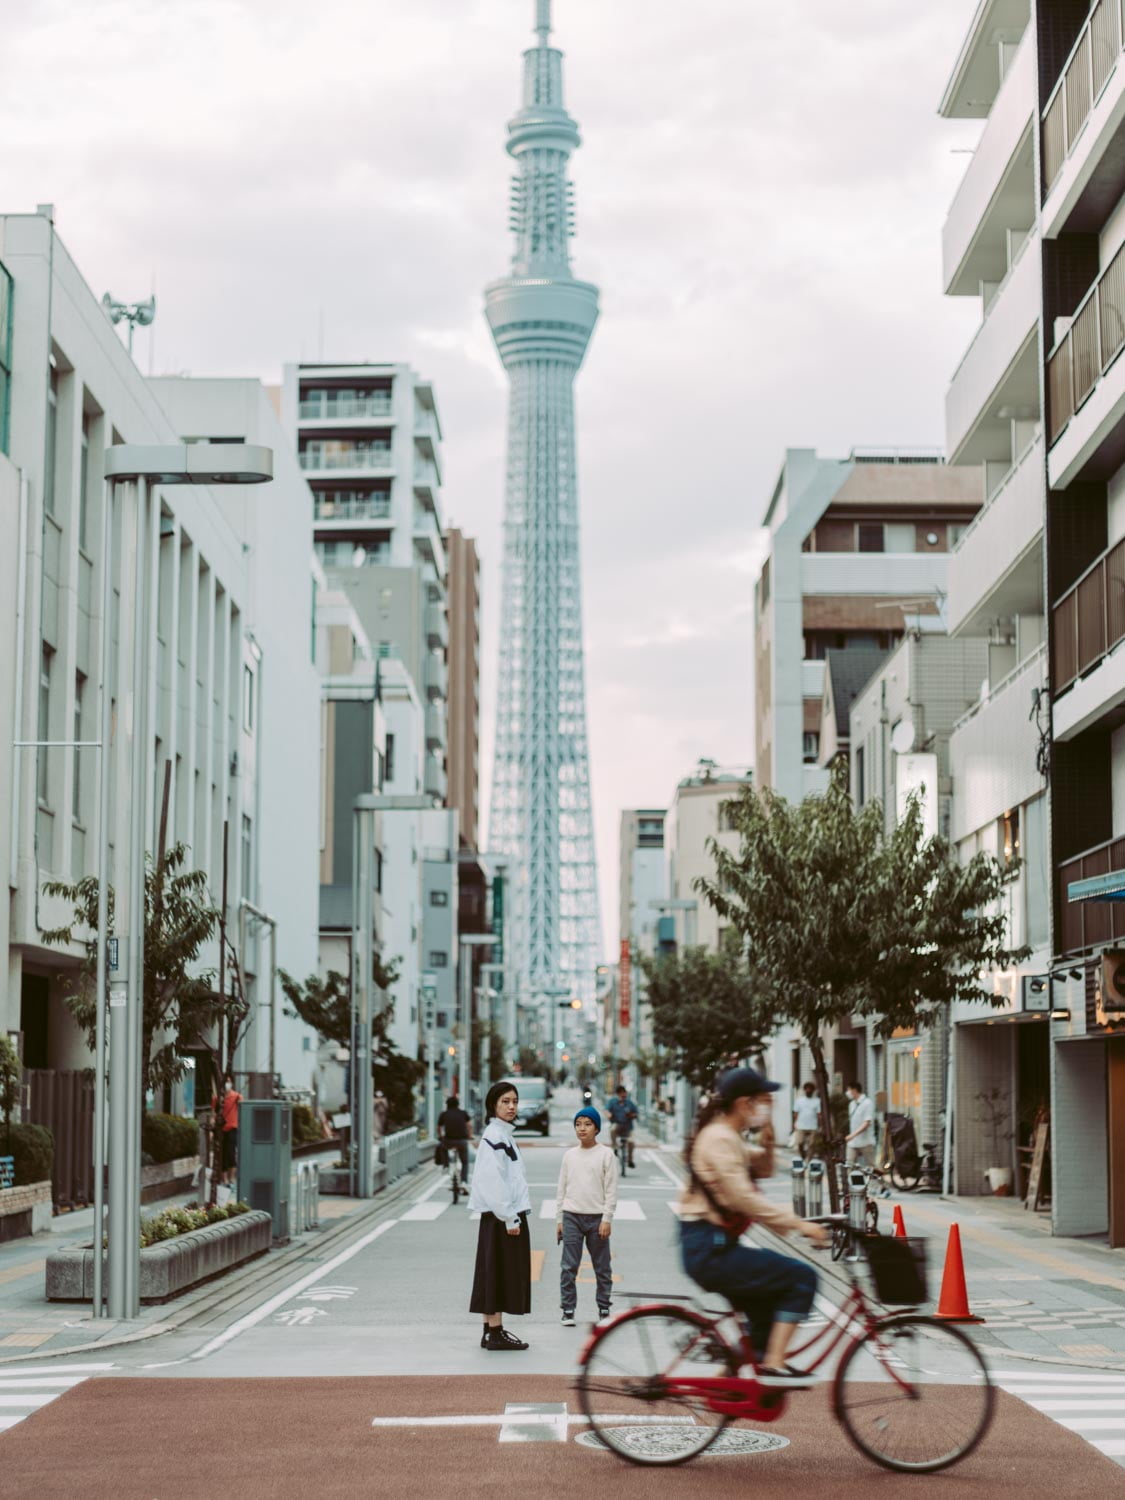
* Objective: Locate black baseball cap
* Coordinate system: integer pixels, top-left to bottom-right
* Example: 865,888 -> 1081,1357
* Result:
718,1066 -> 780,1101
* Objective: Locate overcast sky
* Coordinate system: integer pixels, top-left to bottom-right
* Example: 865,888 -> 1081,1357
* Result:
4,0 -> 985,954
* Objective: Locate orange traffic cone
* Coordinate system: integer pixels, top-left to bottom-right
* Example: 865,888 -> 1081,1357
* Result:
933,1224 -> 984,1323
892,1205 -> 907,1238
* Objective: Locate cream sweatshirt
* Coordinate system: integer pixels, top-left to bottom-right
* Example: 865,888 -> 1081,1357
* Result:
555,1142 -> 619,1225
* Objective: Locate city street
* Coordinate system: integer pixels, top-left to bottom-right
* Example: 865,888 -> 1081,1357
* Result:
1,1095 -> 1124,1497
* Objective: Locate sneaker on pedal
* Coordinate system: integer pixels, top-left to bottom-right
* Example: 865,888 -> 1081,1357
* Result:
757,1365 -> 818,1389
560,1311 -> 576,1327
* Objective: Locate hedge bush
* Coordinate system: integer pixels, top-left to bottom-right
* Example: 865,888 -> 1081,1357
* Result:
141,1112 -> 200,1165
291,1103 -> 324,1146
3,1123 -> 54,1187
139,1199 -> 249,1248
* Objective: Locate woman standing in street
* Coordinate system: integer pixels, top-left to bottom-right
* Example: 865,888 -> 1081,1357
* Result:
468,1080 -> 532,1350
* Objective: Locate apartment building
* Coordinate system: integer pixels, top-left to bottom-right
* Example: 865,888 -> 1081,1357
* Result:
939,0 -> 1125,1241
0,209 -> 320,1111
754,449 -> 982,806
280,361 -> 449,805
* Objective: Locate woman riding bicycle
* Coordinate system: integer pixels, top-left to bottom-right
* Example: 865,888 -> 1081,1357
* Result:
677,1067 -> 829,1388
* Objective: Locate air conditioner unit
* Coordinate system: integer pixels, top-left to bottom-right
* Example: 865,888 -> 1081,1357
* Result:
1096,952 -> 1125,1026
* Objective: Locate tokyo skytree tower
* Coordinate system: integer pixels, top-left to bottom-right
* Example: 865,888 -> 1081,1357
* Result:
486,0 -> 601,1008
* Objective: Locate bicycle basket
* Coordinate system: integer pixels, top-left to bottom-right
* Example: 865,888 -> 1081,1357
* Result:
862,1233 -> 928,1306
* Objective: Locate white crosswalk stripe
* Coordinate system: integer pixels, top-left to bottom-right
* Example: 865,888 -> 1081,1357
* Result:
0,1367 -> 98,1435
997,1371 -> 1125,1468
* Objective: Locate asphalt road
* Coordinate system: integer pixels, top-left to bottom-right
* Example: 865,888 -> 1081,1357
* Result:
2,1090 -> 1123,1495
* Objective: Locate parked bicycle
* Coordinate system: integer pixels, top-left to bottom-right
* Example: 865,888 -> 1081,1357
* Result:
575,1223 -> 993,1472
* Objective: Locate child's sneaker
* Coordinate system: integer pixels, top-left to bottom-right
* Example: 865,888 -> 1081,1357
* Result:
560,1311 -> 576,1327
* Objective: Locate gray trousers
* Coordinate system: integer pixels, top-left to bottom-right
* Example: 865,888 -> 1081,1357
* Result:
560,1211 -> 613,1313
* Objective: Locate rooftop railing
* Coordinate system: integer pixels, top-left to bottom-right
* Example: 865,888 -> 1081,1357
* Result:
1042,0 -> 1124,195
1046,237 -> 1125,444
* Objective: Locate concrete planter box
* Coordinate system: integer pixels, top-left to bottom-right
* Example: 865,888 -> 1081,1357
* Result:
140,1155 -> 200,1205
45,1208 -> 272,1303
0,1180 -> 52,1243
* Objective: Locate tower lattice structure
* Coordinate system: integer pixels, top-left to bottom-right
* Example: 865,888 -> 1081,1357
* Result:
486,0 -> 601,1012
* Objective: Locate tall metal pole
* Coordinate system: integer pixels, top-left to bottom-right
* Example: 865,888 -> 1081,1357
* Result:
91,483 -> 114,1318
351,796 -> 376,1197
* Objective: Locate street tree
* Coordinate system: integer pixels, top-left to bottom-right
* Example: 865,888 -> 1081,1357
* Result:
696,762 -> 1028,1195
638,945 -> 776,1088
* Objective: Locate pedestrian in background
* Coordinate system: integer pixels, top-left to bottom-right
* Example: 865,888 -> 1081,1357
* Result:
792,1082 -> 821,1160
468,1080 -> 532,1351
556,1105 -> 618,1326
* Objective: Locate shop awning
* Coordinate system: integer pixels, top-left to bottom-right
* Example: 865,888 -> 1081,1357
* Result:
1067,869 -> 1125,903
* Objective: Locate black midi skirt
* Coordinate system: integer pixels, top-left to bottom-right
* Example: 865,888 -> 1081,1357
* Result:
469,1211 -> 531,1316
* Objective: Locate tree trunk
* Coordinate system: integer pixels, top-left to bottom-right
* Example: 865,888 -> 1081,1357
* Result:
806,1029 -> 840,1214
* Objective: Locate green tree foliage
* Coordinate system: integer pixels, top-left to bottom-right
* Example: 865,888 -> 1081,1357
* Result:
696,762 -> 1028,1177
639,945 -> 775,1089
43,842 -> 229,1102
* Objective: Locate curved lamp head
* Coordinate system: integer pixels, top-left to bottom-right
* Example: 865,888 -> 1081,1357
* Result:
104,443 -> 273,486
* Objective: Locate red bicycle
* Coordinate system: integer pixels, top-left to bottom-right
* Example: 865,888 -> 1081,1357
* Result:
575,1223 -> 993,1472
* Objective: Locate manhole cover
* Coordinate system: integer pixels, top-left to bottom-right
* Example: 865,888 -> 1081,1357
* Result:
576,1428 -> 789,1458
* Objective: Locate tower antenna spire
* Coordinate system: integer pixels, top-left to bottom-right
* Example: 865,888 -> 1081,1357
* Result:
535,0 -> 551,44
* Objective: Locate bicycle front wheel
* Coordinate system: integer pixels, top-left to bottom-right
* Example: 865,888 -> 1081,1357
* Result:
834,1314 -> 994,1473
576,1306 -> 737,1466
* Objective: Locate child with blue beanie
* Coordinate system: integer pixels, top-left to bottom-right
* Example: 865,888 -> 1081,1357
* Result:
556,1104 -> 619,1326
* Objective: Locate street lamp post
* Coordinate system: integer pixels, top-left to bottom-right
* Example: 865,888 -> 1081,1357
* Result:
101,444 -> 272,1320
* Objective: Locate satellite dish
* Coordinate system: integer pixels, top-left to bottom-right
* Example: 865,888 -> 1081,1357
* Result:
891,719 -> 915,755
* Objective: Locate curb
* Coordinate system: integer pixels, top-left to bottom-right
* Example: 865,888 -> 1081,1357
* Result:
0,1163 -> 439,1367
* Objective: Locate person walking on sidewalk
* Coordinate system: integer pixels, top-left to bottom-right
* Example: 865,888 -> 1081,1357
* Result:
678,1067 -> 829,1388
468,1080 -> 532,1352
845,1081 -> 875,1168
556,1105 -> 618,1327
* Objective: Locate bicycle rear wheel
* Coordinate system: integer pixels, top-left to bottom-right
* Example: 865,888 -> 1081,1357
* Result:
576,1306 -> 737,1466
834,1314 -> 994,1472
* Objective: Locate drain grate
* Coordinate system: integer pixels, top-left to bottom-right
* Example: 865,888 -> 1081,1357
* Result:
576,1427 -> 789,1458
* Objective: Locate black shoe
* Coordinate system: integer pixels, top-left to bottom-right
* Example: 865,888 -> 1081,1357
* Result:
485,1327 -> 529,1351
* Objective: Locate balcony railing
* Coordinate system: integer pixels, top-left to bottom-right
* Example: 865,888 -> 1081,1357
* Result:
299,394 -> 392,420
1058,833 -> 1125,953
1046,238 -> 1125,444
313,495 -> 392,522
1052,536 -> 1125,692
299,447 -> 393,472
1042,0 -> 1124,194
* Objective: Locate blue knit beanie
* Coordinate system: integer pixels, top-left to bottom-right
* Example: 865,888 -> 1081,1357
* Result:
573,1105 -> 602,1132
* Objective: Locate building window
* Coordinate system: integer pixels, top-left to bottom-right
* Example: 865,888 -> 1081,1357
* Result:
429,950 -> 448,968
37,646 -> 53,806
44,367 -> 59,517
430,890 -> 449,907
78,411 -> 91,552
803,731 -> 819,764
73,673 -> 85,821
385,734 -> 395,783
241,814 -> 252,900
857,523 -> 884,553
243,664 -> 254,732
999,808 -> 1020,871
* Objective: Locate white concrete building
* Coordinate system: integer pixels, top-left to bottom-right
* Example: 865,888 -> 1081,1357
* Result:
0,209 -> 321,1124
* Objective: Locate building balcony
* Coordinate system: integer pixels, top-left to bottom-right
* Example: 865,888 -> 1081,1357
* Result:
426,601 -> 447,648
299,394 -> 393,422
947,435 -> 1044,636
942,31 -> 1035,297
1051,536 -> 1125,738
299,447 -> 394,474
1041,0 -> 1125,238
425,652 -> 447,701
800,551 -> 950,598
1046,242 -> 1125,488
945,229 -> 1040,464
949,644 -> 1046,841
425,702 -> 445,751
1057,833 -> 1125,954
313,494 -> 392,523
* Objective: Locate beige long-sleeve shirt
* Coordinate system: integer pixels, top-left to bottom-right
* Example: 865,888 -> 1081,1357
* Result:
555,1142 -> 619,1225
677,1117 -> 805,1237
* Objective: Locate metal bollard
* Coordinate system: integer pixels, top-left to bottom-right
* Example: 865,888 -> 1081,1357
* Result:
806,1157 -> 825,1217
791,1157 -> 807,1216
